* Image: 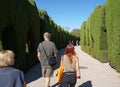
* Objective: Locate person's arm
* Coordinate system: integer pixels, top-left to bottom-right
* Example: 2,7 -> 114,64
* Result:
54,53 -> 58,59
37,43 -> 42,60
37,52 -> 41,60
52,42 -> 58,59
75,56 -> 81,79
16,71 -> 26,87
24,81 -> 27,87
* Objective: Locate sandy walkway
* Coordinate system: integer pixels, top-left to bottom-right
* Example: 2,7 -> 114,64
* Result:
25,46 -> 120,87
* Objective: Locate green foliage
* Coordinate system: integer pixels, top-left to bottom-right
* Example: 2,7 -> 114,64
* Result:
0,40 -> 3,50
80,21 -> 86,46
90,5 -> 108,62
80,0 -> 120,72
38,9 -> 77,49
80,5 -> 108,62
106,0 -> 120,72
27,0 -> 40,51
0,0 -> 40,71
70,29 -> 80,38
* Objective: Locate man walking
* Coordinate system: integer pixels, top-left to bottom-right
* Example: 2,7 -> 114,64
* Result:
37,32 -> 58,87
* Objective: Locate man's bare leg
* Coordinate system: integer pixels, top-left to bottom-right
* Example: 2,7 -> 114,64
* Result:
44,77 -> 50,87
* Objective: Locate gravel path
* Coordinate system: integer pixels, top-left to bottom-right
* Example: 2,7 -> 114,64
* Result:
25,46 -> 120,87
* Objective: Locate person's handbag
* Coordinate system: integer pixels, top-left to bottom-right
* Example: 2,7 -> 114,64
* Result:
56,57 -> 64,83
41,44 -> 57,66
48,56 -> 57,66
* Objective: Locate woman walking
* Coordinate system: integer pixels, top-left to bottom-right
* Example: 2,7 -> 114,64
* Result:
60,44 -> 81,87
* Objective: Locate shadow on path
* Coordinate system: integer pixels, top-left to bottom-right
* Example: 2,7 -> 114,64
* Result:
25,63 -> 42,83
54,48 -> 65,69
80,66 -> 88,69
50,81 -> 92,87
79,81 -> 92,87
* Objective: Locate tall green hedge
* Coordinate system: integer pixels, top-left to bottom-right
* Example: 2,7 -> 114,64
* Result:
80,5 -> 108,62
80,21 -> 86,47
89,5 -> 108,62
106,0 -> 120,72
80,0 -> 120,72
0,0 -> 81,72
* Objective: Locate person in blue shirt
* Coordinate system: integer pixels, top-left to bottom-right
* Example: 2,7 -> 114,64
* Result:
0,50 -> 26,87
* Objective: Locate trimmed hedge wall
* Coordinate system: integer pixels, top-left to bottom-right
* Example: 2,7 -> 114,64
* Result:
90,5 -> 108,62
0,0 -> 40,71
80,5 -> 108,62
0,0 -> 78,72
106,0 -> 120,72
80,0 -> 120,72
